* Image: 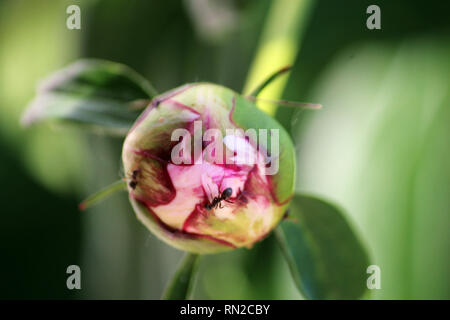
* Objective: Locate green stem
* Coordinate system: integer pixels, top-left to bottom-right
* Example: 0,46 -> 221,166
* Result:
79,179 -> 127,210
162,253 -> 200,300
243,0 -> 314,116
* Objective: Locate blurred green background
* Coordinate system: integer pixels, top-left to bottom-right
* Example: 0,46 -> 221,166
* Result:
0,0 -> 448,299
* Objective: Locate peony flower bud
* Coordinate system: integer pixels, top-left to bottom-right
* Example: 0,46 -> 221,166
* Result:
122,83 -> 295,253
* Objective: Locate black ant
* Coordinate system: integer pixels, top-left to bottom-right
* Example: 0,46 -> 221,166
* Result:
128,169 -> 140,190
205,188 -> 233,210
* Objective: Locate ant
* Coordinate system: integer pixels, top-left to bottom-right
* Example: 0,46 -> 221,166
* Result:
128,169 -> 140,190
205,188 -> 233,210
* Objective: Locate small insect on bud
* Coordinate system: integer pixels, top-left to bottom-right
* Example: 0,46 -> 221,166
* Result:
205,187 -> 234,210
221,187 -> 233,199
129,181 -> 138,190
127,169 -> 140,189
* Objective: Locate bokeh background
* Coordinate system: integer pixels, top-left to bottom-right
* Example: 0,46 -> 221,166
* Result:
0,0 -> 448,299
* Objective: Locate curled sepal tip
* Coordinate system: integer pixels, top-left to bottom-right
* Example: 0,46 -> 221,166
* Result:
79,180 -> 127,211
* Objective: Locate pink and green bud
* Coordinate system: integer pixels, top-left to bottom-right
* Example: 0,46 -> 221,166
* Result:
122,83 -> 295,253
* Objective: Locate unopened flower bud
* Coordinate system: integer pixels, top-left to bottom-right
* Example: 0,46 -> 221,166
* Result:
122,83 -> 295,253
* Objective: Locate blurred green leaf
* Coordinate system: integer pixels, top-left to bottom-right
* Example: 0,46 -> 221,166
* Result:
162,253 -> 199,300
291,40 -> 450,298
275,194 -> 369,299
21,59 -> 156,136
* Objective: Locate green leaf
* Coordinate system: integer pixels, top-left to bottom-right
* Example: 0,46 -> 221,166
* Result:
275,194 -> 369,299
21,59 -> 157,136
162,253 -> 200,300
